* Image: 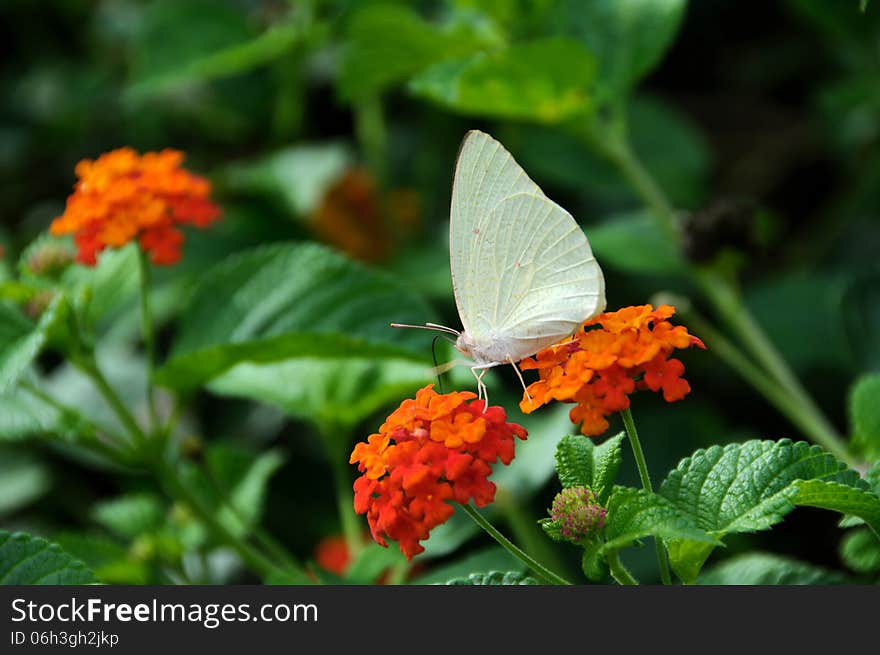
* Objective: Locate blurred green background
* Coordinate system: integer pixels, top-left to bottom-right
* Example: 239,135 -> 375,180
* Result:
0,0 -> 878,584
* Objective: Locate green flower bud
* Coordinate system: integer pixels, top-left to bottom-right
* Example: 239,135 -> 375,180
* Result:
550,486 -> 606,542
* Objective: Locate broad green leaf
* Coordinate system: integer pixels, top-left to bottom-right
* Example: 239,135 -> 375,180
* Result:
0,387 -> 79,442
409,546 -> 524,585
554,432 -> 624,503
850,373 -> 880,459
0,449 -> 51,516
581,540 -> 609,581
840,527 -> 880,573
601,487 -> 720,554
0,530 -> 97,584
127,0 -> 252,95
61,244 -> 139,332
793,479 -> 880,534
220,143 -> 353,218
129,20 -> 307,98
0,295 -> 67,393
339,4 -> 491,99
588,210 -> 687,276
155,242 -> 433,390
208,358 -> 432,430
555,0 -> 687,98
92,494 -> 165,540
443,570 -> 539,585
659,439 -> 866,583
206,445 -> 286,535
697,552 -> 849,585
53,532 -> 149,584
410,38 -> 596,123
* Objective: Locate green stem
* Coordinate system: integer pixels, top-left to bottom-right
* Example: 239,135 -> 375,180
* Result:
606,550 -> 638,586
620,406 -> 673,585
154,462 -> 286,581
695,270 -> 848,453
73,354 -> 148,448
677,305 -> 858,466
323,424 -> 364,559
137,249 -> 160,432
599,125 -> 851,462
495,489 -> 573,580
19,380 -> 133,462
461,503 -> 572,585
601,133 -> 681,248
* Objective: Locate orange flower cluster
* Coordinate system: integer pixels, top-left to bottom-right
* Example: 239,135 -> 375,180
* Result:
350,385 -> 527,559
50,148 -> 220,266
520,305 -> 705,437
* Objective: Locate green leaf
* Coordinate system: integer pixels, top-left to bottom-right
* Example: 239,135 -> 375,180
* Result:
155,242 -> 433,390
61,244 -> 139,332
442,570 -> 539,585
602,487 -> 720,554
554,432 -> 624,503
410,38 -> 596,123
0,296 -> 67,393
339,4 -> 491,99
207,358 -> 432,430
129,20 -> 307,98
0,530 -> 98,584
0,387 -> 76,442
588,210 -> 687,276
581,540 -> 609,581
92,494 -> 166,540
850,373 -> 880,459
555,0 -> 687,98
53,532 -> 149,585
793,479 -> 880,534
0,449 -> 51,516
659,439 -> 866,583
409,546 -> 524,585
840,527 -> 880,573
221,144 -> 353,218
697,552 -> 849,585
206,445 -> 286,535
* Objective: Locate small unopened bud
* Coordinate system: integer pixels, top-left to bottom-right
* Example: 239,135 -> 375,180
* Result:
26,242 -> 75,278
24,289 -> 56,319
550,486 -> 606,541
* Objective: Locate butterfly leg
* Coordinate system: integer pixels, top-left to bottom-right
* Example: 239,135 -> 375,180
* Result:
469,363 -> 497,410
507,355 -> 532,403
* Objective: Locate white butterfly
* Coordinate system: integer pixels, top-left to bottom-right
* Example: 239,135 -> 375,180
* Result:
394,130 -> 606,402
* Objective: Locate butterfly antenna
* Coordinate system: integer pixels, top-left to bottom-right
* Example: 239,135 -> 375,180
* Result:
390,322 -> 460,336
432,335 -> 445,393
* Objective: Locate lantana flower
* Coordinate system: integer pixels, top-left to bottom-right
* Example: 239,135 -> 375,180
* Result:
520,304 -> 705,437
350,385 -> 527,559
50,148 -> 220,266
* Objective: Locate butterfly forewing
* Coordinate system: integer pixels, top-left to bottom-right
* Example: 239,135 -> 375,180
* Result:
449,130 -> 605,363
450,130 -> 545,337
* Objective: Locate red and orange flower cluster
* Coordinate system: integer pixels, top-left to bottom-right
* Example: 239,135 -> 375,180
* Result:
350,385 -> 527,559
520,304 -> 705,436
50,148 -> 220,266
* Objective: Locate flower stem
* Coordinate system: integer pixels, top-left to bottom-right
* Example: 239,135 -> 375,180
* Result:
599,127 -> 851,462
19,380 -> 133,463
73,353 -> 148,449
676,304 -> 858,466
620,406 -> 673,585
153,460 -> 298,582
461,503 -> 573,585
606,550 -> 639,586
322,424 -> 364,559
137,248 -> 160,432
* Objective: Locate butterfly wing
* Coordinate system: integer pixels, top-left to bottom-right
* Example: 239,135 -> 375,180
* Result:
450,130 -> 546,338
450,131 -> 605,362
